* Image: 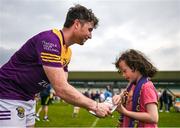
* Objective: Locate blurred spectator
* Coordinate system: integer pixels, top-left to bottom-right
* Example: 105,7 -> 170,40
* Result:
95,90 -> 100,102
35,84 -> 53,121
162,89 -> 170,112
72,106 -> 80,118
158,88 -> 164,112
91,91 -> 96,100
104,85 -> 113,100
84,88 -> 91,98
51,89 -> 61,103
167,93 -> 173,112
99,90 -> 105,102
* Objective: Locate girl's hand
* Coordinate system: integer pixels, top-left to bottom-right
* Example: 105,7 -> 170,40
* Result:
116,103 -> 126,114
112,92 -> 124,105
112,94 -> 122,105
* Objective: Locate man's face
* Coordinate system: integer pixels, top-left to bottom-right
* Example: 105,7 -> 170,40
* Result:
74,20 -> 94,45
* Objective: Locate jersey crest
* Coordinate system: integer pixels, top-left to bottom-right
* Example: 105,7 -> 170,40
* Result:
16,106 -> 25,118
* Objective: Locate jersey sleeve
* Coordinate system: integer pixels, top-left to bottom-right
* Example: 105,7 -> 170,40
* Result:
141,81 -> 158,105
63,65 -> 68,72
35,31 -> 64,67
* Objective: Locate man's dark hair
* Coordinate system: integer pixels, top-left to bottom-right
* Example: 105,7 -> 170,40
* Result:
64,4 -> 99,28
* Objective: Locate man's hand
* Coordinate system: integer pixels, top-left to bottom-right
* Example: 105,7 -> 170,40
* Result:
95,102 -> 112,118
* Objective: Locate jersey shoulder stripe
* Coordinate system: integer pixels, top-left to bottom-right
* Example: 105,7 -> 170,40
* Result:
41,52 -> 61,63
52,29 -> 72,66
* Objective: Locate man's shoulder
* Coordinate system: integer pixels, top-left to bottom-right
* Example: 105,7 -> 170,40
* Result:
34,29 -> 61,48
36,29 -> 57,38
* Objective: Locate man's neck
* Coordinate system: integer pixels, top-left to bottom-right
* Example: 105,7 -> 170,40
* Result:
62,27 -> 75,47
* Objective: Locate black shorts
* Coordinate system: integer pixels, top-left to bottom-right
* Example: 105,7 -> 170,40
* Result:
41,96 -> 50,105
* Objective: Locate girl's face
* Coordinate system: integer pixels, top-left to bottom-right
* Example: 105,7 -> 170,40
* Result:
118,60 -> 139,83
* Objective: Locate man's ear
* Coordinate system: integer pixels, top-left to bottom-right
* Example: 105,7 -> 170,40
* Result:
74,19 -> 80,29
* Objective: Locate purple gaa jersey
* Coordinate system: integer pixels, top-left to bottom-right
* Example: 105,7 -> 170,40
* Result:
0,29 -> 71,101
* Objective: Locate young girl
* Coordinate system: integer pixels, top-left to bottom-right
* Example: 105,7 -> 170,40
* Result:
113,49 -> 159,127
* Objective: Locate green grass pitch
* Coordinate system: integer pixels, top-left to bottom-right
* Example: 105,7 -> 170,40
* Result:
35,101 -> 180,127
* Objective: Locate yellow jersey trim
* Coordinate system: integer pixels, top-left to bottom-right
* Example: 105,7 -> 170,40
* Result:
52,29 -> 72,66
41,52 -> 61,58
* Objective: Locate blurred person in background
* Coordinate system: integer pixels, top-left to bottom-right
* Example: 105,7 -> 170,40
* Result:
35,84 -> 53,121
104,85 -> 113,100
99,90 -> 105,103
158,88 -> 164,112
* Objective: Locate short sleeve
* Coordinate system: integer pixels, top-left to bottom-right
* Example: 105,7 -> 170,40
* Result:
141,81 -> 158,105
63,65 -> 68,72
35,31 -> 64,67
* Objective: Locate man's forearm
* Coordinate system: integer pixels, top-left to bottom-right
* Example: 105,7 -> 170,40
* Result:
55,82 -> 97,111
43,66 -> 97,111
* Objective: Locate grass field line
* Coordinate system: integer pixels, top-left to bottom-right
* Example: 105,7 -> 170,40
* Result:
91,118 -> 99,127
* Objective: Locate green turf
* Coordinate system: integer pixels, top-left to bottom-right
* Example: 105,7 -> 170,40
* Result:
35,102 -> 180,127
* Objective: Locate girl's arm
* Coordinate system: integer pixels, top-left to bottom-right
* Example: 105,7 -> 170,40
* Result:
117,103 -> 158,123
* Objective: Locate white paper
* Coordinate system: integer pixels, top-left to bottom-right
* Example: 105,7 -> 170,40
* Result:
89,97 -> 117,116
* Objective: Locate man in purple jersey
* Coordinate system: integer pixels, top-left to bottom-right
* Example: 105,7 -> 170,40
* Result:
0,4 -> 111,127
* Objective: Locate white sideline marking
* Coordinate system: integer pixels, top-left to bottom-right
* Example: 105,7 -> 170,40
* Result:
91,118 -> 99,127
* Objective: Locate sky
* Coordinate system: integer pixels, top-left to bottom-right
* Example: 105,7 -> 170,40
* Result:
0,0 -> 180,71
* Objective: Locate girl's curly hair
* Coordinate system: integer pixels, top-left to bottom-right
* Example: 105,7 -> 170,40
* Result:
115,49 -> 157,77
